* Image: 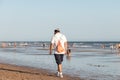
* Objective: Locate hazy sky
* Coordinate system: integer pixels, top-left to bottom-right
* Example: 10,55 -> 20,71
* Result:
0,0 -> 120,41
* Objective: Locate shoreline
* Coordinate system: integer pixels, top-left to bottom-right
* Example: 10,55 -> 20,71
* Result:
0,63 -> 81,80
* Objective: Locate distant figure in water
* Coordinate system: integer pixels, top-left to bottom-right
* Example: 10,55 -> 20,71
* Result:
2,42 -> 7,48
110,45 -> 114,50
101,44 -> 105,49
66,49 -> 71,56
66,49 -> 71,61
116,44 -> 120,52
14,42 -> 16,48
43,43 -> 45,48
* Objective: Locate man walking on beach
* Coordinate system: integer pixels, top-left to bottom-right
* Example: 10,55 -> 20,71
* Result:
49,28 -> 68,78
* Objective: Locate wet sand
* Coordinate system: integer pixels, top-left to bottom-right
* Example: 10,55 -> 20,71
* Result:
0,63 -> 81,80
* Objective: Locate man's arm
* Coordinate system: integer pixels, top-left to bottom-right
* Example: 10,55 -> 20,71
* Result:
49,43 -> 53,55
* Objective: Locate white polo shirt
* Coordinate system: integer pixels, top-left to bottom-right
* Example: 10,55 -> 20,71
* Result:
51,33 -> 67,54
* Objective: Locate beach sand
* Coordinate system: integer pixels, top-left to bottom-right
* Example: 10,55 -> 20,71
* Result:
0,63 -> 81,80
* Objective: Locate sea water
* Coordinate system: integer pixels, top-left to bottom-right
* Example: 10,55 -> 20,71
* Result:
0,41 -> 120,80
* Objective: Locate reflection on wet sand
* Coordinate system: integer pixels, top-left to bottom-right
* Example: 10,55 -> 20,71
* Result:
66,56 -> 71,61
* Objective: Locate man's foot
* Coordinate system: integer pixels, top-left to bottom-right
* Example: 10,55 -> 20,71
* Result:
56,72 -> 60,77
59,72 -> 63,78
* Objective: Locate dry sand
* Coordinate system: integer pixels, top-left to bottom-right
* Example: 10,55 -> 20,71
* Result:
0,63 -> 81,80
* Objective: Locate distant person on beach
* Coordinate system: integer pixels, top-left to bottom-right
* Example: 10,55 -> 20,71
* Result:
101,44 -> 105,49
66,49 -> 71,57
14,42 -> 16,48
49,28 -> 68,78
66,49 -> 71,61
110,45 -> 114,50
43,43 -> 46,48
116,43 -> 120,52
2,42 -> 7,48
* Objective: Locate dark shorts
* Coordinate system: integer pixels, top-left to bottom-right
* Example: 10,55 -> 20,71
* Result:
54,54 -> 64,65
